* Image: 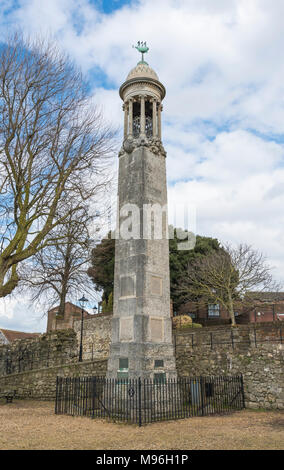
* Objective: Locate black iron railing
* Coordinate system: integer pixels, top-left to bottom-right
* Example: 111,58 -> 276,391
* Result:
173,324 -> 283,350
55,375 -> 245,426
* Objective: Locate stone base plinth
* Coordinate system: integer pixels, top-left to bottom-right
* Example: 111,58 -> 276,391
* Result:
107,341 -> 177,380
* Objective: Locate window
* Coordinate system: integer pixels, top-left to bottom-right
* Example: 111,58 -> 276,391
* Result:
208,304 -> 220,317
119,358 -> 128,370
154,360 -> 164,368
117,358 -> 129,380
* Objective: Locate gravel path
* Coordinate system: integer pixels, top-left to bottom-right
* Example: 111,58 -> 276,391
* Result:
0,400 -> 283,450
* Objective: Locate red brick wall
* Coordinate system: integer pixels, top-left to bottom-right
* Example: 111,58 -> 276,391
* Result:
177,300 -> 284,325
178,301 -> 230,322
46,303 -> 91,332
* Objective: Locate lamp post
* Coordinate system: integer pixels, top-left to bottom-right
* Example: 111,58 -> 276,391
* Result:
78,295 -> 88,362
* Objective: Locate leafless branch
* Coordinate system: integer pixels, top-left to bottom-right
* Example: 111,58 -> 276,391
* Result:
0,32 -> 116,297
175,243 -> 281,325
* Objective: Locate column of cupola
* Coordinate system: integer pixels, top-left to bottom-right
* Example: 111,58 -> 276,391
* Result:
123,96 -> 162,139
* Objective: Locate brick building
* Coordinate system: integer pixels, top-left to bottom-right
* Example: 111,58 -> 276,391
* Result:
177,292 -> 284,325
46,302 -> 92,332
177,300 -> 232,326
238,292 -> 284,323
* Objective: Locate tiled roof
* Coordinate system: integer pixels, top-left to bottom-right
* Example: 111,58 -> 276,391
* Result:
0,329 -> 40,343
245,292 -> 284,302
48,302 -> 89,315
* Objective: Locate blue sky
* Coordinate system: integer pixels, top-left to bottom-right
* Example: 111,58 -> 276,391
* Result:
95,0 -> 134,14
0,0 -> 284,332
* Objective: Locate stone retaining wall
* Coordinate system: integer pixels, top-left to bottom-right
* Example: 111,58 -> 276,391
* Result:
0,359 -> 108,400
175,324 -> 284,409
0,320 -> 283,409
73,315 -> 111,361
0,330 -> 77,376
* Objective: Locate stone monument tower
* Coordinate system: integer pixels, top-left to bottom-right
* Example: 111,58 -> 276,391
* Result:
107,43 -> 177,380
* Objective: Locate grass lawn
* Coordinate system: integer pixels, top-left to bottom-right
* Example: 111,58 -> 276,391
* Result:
0,400 -> 283,450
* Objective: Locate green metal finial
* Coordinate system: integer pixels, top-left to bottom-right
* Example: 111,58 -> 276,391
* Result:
133,41 -> 149,65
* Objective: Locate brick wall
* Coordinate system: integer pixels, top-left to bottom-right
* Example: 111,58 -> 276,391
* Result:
47,302 -> 92,332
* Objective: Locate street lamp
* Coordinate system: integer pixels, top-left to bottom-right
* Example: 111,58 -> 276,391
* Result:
78,295 -> 88,362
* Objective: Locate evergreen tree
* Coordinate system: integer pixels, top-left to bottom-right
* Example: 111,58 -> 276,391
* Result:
169,228 -> 221,311
87,234 -> 115,304
88,228 -> 221,311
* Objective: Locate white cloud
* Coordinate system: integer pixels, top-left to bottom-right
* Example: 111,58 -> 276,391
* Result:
0,295 -> 46,332
167,130 -> 284,284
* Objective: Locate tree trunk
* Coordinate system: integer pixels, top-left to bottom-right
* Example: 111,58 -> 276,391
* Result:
57,239 -> 72,317
57,282 -> 68,317
0,265 -> 19,298
228,292 -> 236,326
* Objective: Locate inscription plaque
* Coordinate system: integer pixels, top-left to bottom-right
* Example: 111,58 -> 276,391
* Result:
151,275 -> 162,296
150,318 -> 163,342
120,317 -> 134,341
120,275 -> 135,298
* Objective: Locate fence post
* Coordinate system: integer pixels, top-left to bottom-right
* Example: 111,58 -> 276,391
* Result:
240,374 -> 245,409
55,376 -> 59,414
138,377 -> 142,427
92,376 -> 96,419
200,377 -> 205,416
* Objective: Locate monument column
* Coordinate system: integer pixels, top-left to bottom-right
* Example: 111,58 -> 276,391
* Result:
140,95 -> 146,136
107,42 -> 177,381
128,99 -> 133,137
123,102 -> 128,139
158,103 -> 162,139
152,99 -> 157,137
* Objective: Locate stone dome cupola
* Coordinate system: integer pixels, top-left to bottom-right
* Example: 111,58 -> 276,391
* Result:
126,62 -> 159,82
119,42 -> 165,143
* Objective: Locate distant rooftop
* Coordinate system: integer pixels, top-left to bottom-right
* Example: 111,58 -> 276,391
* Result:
0,328 -> 40,343
245,292 -> 284,302
48,301 -> 89,314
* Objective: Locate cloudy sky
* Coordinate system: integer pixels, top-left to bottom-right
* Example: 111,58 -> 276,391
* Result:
0,0 -> 284,332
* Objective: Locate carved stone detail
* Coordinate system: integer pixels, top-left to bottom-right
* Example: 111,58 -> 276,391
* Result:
119,136 -> 166,157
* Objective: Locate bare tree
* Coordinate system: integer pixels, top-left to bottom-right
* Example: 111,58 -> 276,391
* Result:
20,206 -> 101,315
175,243 -> 281,326
0,33 -> 114,298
